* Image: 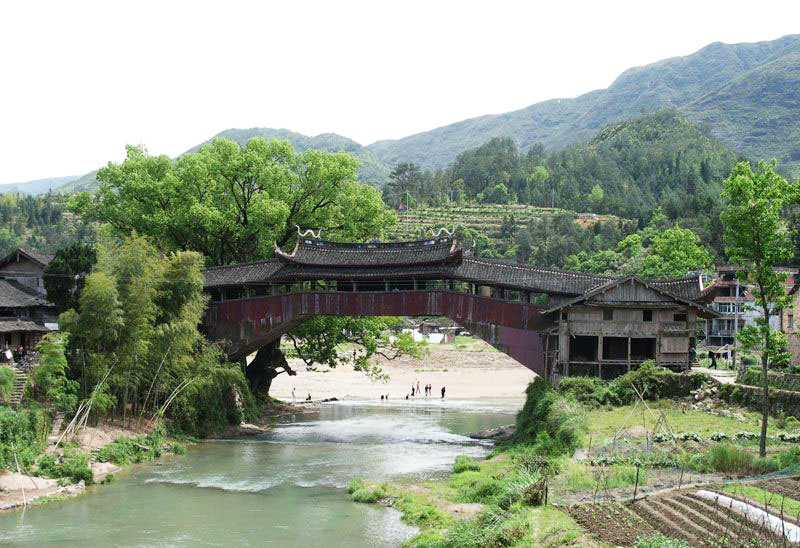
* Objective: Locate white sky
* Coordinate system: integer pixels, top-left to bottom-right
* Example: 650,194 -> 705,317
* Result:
1,0 -> 799,184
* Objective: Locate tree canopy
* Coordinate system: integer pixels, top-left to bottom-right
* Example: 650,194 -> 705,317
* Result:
71,138 -> 395,266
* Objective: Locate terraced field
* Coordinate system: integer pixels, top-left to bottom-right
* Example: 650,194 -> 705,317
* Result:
567,476 -> 800,547
390,204 -> 633,241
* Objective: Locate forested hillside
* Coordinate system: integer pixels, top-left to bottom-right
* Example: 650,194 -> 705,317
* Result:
0,193 -> 93,256
368,34 -> 800,176
387,111 -> 741,270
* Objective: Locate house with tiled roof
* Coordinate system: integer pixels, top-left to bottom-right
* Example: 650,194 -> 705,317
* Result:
0,249 -> 57,350
0,248 -> 53,296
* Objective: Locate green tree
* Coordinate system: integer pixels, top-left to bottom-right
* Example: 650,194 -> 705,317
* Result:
639,226 -> 712,278
588,184 -> 605,208
721,160 -> 799,457
44,242 -> 97,312
384,162 -> 424,208
32,333 -> 79,413
71,139 -> 421,396
71,138 -> 395,265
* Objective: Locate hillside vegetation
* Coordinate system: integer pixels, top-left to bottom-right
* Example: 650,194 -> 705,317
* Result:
367,34 -> 800,176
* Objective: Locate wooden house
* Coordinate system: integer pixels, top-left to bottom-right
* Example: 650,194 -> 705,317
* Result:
540,276 -> 717,379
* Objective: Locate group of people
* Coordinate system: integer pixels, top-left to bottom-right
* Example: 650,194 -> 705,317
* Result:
291,388 -> 312,403
405,380 -> 445,399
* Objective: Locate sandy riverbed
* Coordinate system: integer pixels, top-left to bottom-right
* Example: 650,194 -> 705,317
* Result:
271,341 -> 537,401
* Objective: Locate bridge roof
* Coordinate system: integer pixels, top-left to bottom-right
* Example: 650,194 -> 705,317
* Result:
274,237 -> 460,267
202,240 -> 710,301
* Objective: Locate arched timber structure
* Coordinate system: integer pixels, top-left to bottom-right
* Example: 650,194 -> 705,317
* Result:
203,237 -> 717,378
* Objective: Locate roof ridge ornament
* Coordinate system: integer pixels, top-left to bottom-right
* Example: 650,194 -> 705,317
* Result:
430,226 -> 455,238
296,225 -> 322,239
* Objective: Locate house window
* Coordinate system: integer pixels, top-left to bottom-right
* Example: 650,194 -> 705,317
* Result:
790,314 -> 795,329
561,311 -> 568,321
603,309 -> 614,321
643,310 -> 652,322
673,314 -> 687,322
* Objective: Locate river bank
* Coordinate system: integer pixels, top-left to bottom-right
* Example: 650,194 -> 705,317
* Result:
0,423 -> 183,512
272,342 -> 536,401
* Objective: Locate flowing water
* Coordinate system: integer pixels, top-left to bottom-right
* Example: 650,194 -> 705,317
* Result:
0,399 -> 521,547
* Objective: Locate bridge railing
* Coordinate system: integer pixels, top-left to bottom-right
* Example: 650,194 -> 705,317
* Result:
207,278 -> 552,307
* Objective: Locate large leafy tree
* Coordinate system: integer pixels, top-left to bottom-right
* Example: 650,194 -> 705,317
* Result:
720,160 -> 799,457
71,138 -> 395,265
71,138 -> 418,395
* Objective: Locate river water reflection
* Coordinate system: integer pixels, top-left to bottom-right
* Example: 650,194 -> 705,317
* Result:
0,399 -> 521,547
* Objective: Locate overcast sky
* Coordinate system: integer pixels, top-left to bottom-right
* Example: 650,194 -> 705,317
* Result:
1,0 -> 798,184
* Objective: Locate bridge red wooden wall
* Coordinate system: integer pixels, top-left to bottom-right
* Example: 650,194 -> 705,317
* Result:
204,290 -> 546,375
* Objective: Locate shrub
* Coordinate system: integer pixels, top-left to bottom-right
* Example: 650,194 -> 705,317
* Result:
635,535 -> 690,548
0,367 -> 14,402
513,378 -> 585,456
36,451 -> 93,484
347,477 -> 388,503
32,333 -> 79,413
453,455 -> 481,474
0,405 -> 49,469
558,361 -> 706,407
448,471 -> 504,503
95,429 -> 164,466
691,444 -> 776,476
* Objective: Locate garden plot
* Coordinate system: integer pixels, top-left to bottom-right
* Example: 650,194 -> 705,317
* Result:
569,486 -> 799,547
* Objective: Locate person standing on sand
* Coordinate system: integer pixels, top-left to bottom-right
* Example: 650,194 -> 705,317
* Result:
292,388 -> 296,403
416,380 -> 420,394
441,386 -> 446,398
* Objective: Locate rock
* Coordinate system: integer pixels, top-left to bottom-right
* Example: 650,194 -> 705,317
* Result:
233,423 -> 267,435
469,425 -> 515,441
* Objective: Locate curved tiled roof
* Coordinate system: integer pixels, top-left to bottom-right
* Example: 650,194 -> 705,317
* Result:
0,279 -> 52,308
275,237 -> 460,267
202,240 -> 707,301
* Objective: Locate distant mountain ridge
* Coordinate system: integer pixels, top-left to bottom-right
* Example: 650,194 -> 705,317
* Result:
0,175 -> 79,196
187,128 -> 391,186
367,34 -> 800,176
49,33 -> 800,194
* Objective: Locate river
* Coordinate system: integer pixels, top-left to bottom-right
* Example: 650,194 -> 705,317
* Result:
0,399 -> 521,547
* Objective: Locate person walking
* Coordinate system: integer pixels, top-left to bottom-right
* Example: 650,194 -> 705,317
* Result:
416,380 -> 420,394
441,386 -> 446,399
411,386 -> 415,397
709,351 -> 717,370
292,388 -> 296,403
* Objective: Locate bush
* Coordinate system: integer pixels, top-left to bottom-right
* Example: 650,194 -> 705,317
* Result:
558,361 -> 706,407
0,405 -> 49,469
453,455 -> 481,474
0,367 -> 14,402
96,429 -> 164,466
635,535 -> 690,548
36,451 -> 93,484
32,333 -> 78,413
513,378 -> 585,456
347,477 -> 388,503
690,444 -> 776,476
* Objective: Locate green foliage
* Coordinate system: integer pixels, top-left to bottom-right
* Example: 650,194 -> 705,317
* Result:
512,378 -> 585,455
635,535 -> 691,548
347,476 -> 388,503
0,192 -> 94,256
558,361 -> 707,407
0,366 -> 13,401
0,405 -> 48,469
72,138 -> 395,265
722,160 -> 800,456
36,450 -> 93,484
32,333 -> 79,413
43,242 -> 97,312
452,455 -> 481,474
95,429 -> 165,466
687,444 -> 791,476
419,507 -> 528,548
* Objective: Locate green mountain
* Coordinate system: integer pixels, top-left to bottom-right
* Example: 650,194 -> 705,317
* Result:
367,34 -> 800,176
0,175 -> 79,196
187,128 -> 390,186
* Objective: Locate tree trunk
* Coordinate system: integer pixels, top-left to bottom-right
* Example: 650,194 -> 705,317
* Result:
245,340 -> 296,396
760,305 -> 770,458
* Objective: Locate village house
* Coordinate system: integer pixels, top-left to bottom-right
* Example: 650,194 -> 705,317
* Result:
539,275 -> 717,379
0,248 -> 57,352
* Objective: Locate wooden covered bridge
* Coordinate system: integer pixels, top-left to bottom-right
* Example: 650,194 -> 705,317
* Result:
202,236 -> 717,379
